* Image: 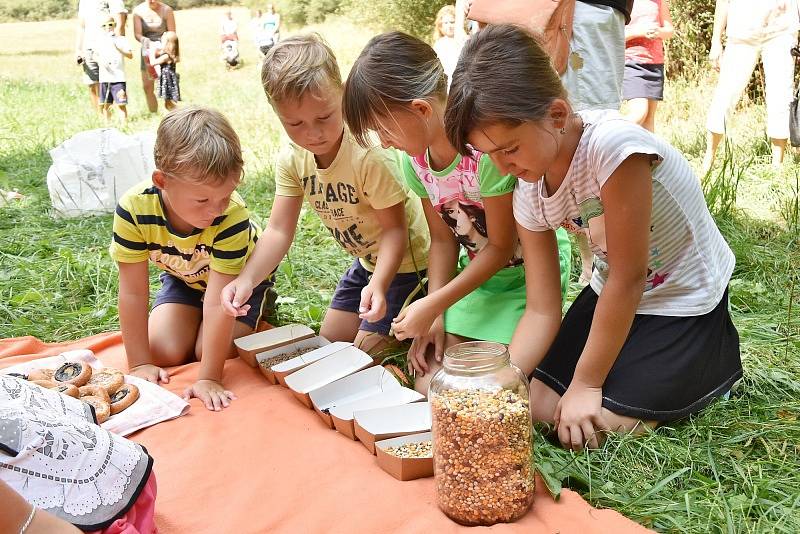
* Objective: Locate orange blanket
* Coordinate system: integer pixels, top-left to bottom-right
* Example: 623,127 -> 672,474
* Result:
0,333 -> 649,534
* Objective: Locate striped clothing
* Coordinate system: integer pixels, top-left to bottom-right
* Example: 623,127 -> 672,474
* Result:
514,110 -> 735,316
110,181 -> 260,291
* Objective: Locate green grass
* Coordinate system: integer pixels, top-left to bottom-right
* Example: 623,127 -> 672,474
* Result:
1,8 -> 799,533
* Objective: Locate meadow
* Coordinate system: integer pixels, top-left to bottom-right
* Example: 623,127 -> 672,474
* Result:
0,7 -> 799,532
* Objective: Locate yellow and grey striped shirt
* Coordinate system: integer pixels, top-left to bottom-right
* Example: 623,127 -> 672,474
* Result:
109,181 -> 260,291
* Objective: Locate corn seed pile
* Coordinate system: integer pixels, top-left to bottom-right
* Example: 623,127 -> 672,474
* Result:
431,388 -> 534,526
259,347 -> 318,369
384,441 -> 432,458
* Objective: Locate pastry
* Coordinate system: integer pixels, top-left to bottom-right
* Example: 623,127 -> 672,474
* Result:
51,383 -> 79,398
82,395 -> 111,423
27,368 -> 54,382
87,368 -> 125,394
53,362 -> 92,387
110,383 -> 140,415
79,385 -> 110,403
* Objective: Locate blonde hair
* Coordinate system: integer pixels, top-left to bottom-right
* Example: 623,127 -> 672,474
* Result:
161,31 -> 179,62
343,32 -> 447,147
154,106 -> 243,184
260,33 -> 342,105
433,5 -> 456,42
445,24 -> 566,154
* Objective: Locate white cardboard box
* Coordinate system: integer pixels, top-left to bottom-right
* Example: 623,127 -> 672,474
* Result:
272,341 -> 352,386
329,388 -> 425,439
308,366 -> 400,429
375,431 -> 433,481
234,324 -> 315,367
255,336 -> 333,385
284,346 -> 373,408
353,402 -> 432,454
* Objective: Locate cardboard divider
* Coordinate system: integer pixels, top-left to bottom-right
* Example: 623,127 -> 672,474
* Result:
330,388 -> 425,440
255,336 -> 333,385
353,402 -> 432,455
272,341 -> 352,387
234,324 -> 315,367
375,431 -> 433,481
284,346 -> 373,409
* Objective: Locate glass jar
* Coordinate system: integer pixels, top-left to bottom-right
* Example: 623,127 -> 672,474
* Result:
429,341 -> 534,526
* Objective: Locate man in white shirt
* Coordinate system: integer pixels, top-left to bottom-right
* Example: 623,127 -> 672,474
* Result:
75,0 -> 128,113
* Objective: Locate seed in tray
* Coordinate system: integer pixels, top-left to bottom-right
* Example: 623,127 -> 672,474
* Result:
258,347 -> 318,369
385,441 -> 433,458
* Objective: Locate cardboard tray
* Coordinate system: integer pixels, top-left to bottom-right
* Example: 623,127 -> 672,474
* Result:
330,388 -> 425,440
307,366 -> 400,431
284,346 -> 373,409
272,341 -> 352,387
375,431 -> 433,481
353,402 -> 432,454
255,336 -> 332,385
234,324 -> 315,367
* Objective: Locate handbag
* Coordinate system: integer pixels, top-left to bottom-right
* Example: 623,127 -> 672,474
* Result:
467,0 -> 576,75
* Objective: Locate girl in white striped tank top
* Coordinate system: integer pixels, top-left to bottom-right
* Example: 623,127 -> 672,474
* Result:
445,24 -> 742,450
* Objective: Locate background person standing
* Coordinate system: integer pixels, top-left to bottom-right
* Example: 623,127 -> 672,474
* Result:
133,0 -> 176,113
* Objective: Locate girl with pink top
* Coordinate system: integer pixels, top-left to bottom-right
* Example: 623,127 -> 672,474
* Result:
622,0 -> 674,132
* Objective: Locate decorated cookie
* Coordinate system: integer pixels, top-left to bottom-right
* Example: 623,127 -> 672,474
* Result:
51,383 -> 80,398
110,384 -> 140,415
53,362 -> 92,387
27,368 -> 54,382
87,368 -> 125,394
82,395 -> 111,423
79,385 -> 111,403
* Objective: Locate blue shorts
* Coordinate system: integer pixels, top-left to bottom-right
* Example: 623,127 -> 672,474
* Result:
152,272 -> 277,329
99,82 -> 128,104
329,259 -> 425,335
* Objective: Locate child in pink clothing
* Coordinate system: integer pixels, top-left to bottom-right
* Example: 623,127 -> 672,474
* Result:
622,0 -> 674,132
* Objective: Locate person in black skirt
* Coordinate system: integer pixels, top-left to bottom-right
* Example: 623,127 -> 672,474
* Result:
151,30 -> 181,110
622,0 -> 674,132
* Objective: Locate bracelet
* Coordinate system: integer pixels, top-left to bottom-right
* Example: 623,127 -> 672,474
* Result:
19,504 -> 35,534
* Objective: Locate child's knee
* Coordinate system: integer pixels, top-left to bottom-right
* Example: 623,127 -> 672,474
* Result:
150,338 -> 194,367
529,378 -> 559,424
353,330 -> 401,356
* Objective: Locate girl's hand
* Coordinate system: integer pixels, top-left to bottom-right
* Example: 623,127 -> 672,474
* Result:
407,316 -> 446,376
359,282 -> 387,323
129,363 -> 169,384
220,278 -> 253,317
183,379 -> 236,412
554,381 -> 609,450
392,296 -> 440,341
709,42 -> 723,71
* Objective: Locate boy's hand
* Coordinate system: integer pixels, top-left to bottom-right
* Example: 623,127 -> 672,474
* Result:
182,379 -> 237,412
220,278 -> 253,317
129,363 -> 170,384
392,295 -> 439,341
358,282 -> 387,323
554,380 -> 610,450
407,316 -> 445,376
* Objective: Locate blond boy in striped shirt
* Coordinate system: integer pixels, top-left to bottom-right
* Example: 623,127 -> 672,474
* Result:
110,106 -> 276,411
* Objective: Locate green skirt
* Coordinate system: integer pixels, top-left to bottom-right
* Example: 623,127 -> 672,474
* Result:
444,228 -> 572,344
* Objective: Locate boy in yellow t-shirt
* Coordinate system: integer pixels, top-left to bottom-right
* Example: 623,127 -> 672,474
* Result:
221,33 -> 429,353
110,106 -> 277,411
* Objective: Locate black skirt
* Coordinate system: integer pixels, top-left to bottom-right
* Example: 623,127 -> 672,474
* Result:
622,60 -> 665,100
532,285 -> 742,422
158,63 -> 181,102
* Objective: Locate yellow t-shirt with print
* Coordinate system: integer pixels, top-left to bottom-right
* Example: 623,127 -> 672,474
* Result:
275,129 -> 430,273
109,181 -> 260,291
